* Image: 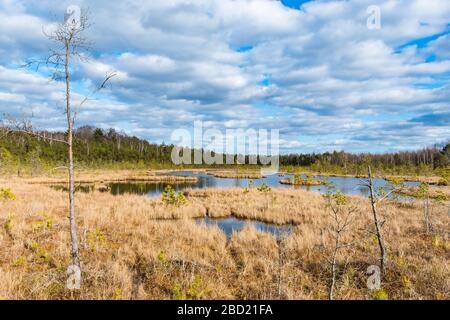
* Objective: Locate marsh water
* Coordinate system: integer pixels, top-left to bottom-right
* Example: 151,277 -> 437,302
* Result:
109,171 -> 420,198
59,171 -> 419,238
196,216 -> 293,239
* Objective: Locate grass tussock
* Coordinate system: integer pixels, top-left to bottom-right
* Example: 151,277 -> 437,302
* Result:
384,175 -> 443,185
206,170 -> 264,179
394,186 -> 450,201
279,178 -> 325,186
0,180 -> 448,300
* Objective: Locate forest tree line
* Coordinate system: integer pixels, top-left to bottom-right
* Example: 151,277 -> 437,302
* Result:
0,126 -> 448,175
281,147 -> 448,167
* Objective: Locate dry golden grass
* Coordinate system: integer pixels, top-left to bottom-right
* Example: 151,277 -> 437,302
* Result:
395,186 -> 450,200
384,175 -> 443,185
298,172 -> 367,179
0,179 -> 448,300
206,170 -> 264,179
279,178 -> 324,186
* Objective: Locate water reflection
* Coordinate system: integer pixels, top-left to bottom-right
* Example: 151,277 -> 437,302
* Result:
51,184 -> 95,193
109,182 -> 196,197
197,216 -> 293,239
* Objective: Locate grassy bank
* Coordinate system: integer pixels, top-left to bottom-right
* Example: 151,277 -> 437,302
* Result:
206,170 -> 264,179
19,170 -> 198,185
279,175 -> 325,186
280,169 -> 446,185
0,177 -> 448,300
394,186 -> 450,201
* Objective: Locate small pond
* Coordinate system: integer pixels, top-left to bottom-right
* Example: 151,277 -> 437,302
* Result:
196,216 -> 293,239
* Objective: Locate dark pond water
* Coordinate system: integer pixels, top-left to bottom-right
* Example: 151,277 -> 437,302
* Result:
108,171 -> 420,198
196,216 -> 293,239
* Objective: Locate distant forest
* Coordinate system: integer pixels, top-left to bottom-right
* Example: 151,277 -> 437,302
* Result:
0,126 -> 448,175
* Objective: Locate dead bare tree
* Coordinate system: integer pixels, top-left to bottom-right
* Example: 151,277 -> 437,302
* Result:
6,8 -> 116,284
324,192 -> 357,300
363,166 -> 401,274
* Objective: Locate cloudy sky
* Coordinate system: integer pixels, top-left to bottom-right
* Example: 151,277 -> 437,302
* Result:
0,0 -> 449,153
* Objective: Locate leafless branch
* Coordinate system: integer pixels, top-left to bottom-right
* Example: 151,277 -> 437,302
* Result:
73,71 -> 117,125
2,115 -> 68,144
376,188 -> 401,204
99,71 -> 117,90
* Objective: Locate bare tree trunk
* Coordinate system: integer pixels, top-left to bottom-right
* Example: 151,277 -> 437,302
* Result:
65,43 -> 80,269
367,166 -> 387,274
329,235 -> 339,300
424,195 -> 431,234
277,239 -> 284,299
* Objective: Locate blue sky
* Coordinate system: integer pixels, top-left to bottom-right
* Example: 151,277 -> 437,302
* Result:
281,0 -> 310,10
0,0 -> 449,154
